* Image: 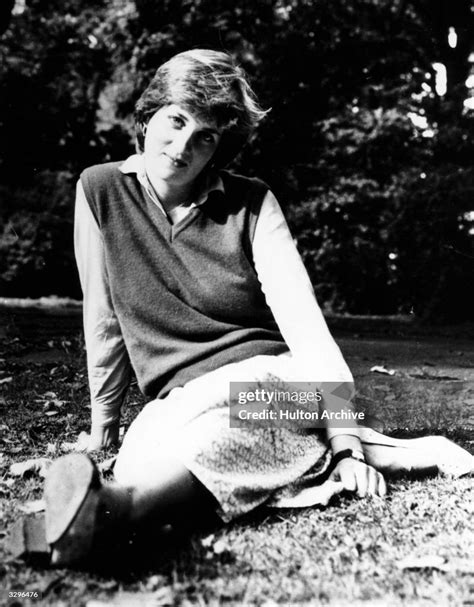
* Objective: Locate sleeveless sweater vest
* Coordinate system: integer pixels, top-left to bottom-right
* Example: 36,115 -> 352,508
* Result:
81,162 -> 287,399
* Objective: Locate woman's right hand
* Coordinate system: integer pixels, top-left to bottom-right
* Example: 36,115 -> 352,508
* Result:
329,458 -> 386,498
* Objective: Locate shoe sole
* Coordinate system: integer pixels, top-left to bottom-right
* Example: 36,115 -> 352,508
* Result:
44,453 -> 101,565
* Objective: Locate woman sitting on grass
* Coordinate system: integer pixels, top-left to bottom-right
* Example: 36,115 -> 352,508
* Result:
39,49 -> 472,567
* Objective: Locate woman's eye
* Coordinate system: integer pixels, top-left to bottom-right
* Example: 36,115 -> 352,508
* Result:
169,116 -> 184,127
201,133 -> 216,144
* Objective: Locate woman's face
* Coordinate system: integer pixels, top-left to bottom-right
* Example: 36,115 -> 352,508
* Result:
143,104 -> 223,191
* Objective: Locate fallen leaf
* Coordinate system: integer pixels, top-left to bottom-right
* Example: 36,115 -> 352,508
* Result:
18,499 -> 45,514
9,457 -> 52,478
370,366 -> 395,376
37,397 -> 65,408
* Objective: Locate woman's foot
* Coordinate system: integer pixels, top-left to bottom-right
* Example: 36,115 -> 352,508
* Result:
359,427 -> 474,477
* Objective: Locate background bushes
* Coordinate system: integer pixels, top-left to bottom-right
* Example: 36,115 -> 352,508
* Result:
0,171 -> 78,297
1,0 -> 473,319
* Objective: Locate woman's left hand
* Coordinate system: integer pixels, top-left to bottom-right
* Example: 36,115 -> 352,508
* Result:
329,458 -> 386,498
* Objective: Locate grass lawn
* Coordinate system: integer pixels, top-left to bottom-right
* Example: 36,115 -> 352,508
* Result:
0,330 -> 473,606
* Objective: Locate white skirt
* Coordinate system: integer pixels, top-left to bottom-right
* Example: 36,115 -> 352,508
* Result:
114,353 -> 336,522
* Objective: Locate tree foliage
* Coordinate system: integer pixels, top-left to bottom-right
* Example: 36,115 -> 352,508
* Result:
1,0 -> 473,318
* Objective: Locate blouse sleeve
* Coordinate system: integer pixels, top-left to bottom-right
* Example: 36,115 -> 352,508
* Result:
252,190 -> 359,439
74,180 -> 132,429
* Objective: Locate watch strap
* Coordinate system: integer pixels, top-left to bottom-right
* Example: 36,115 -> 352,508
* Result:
327,448 -> 365,475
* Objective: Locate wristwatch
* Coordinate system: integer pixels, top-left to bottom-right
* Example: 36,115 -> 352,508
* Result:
330,448 -> 366,469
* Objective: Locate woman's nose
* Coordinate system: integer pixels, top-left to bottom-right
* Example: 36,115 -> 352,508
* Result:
173,129 -> 194,157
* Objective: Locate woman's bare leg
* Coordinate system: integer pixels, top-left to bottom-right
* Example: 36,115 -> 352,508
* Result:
359,426 -> 474,477
45,453 -> 216,566
111,456 -> 215,524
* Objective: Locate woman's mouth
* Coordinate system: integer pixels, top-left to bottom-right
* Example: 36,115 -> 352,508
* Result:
164,154 -> 188,168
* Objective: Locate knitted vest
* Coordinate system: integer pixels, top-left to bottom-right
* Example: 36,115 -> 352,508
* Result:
80,162 -> 287,399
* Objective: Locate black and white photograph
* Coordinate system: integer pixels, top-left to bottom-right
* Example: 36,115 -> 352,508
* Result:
0,1 -> 473,605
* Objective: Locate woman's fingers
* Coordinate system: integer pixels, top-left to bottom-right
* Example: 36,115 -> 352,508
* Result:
355,465 -> 369,497
331,459 -> 387,498
338,466 -> 357,492
356,465 -> 387,498
365,466 -> 378,497
377,471 -> 387,497
358,466 -> 386,498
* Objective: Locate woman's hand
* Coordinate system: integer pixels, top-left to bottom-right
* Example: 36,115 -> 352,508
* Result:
73,423 -> 120,452
329,457 -> 386,498
87,423 -> 120,452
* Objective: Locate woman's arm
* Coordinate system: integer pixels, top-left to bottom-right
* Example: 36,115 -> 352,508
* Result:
252,190 -> 355,418
74,181 -> 132,450
252,191 -> 385,497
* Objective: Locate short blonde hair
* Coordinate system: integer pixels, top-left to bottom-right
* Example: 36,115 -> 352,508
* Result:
134,49 -> 269,167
